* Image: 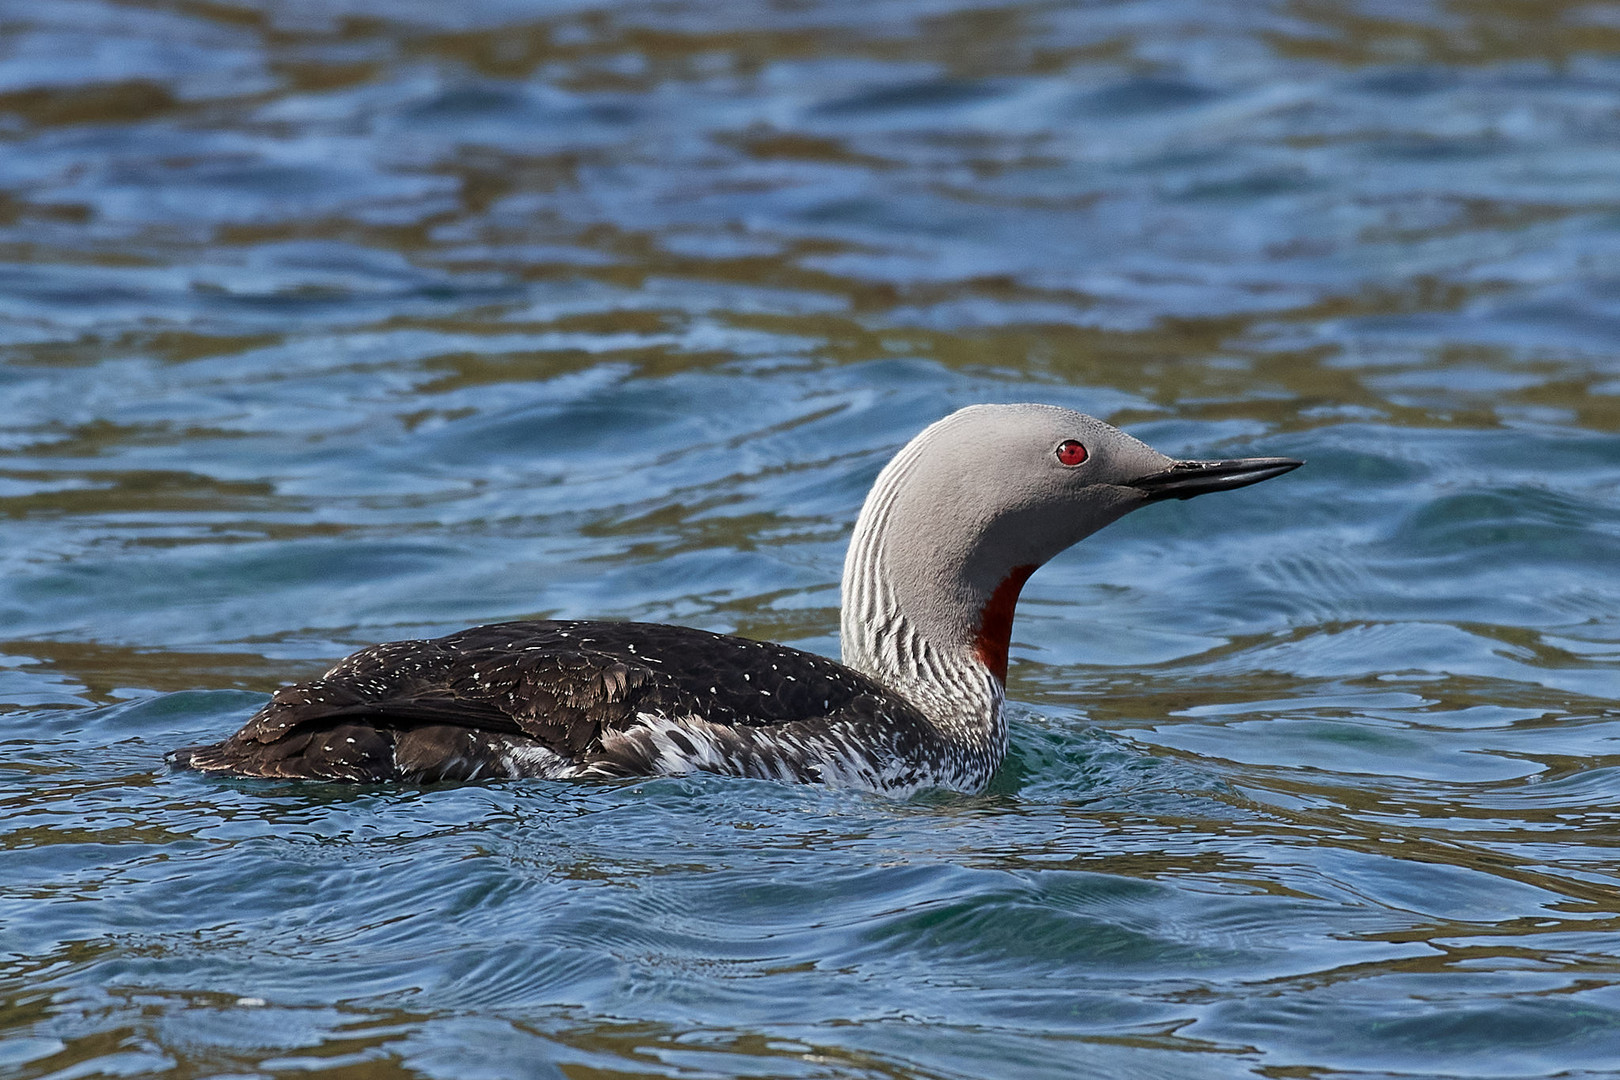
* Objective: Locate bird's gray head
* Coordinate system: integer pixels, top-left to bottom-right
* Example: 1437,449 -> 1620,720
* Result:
841,403 -> 1301,685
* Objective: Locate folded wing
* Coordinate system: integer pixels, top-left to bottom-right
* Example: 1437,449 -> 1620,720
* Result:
168,620 -> 926,782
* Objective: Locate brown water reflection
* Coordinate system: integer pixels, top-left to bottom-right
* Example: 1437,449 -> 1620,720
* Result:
3,0 -> 1620,1077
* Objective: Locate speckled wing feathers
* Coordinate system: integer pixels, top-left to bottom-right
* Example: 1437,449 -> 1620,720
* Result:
169,620 -> 933,784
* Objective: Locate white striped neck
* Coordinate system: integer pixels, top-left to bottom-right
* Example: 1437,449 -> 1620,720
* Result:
837,414 -> 1028,759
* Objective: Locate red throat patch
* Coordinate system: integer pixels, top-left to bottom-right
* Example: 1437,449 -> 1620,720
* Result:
973,564 -> 1037,684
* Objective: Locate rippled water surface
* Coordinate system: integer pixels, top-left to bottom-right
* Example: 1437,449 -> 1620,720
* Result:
4,1 -> 1620,1077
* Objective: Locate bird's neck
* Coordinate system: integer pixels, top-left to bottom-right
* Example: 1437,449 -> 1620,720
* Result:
840,567 -> 1007,725
838,448 -> 1020,756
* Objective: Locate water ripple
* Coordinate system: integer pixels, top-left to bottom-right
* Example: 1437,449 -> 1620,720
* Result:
4,0 -> 1620,1077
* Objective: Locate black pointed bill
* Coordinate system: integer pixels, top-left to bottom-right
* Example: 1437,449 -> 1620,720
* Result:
1131,457 -> 1303,501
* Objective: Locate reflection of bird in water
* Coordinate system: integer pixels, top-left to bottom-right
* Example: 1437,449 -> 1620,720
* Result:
168,404 -> 1300,795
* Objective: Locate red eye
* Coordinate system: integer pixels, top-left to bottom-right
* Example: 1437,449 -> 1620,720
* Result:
1056,440 -> 1088,466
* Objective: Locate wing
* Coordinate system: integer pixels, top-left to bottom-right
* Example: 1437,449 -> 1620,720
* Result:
170,620 -> 926,782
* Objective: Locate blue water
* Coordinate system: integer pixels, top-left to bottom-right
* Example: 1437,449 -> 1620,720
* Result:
4,1 -> 1620,1077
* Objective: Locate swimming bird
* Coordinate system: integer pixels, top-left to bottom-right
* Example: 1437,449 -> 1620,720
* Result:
168,404 -> 1300,794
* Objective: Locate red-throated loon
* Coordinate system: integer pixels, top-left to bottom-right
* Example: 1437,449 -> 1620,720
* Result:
167,404 -> 1300,795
